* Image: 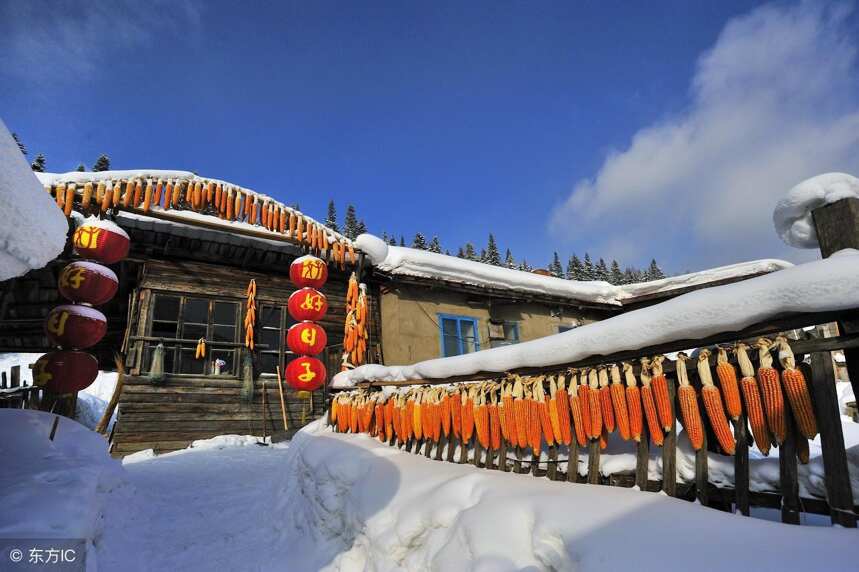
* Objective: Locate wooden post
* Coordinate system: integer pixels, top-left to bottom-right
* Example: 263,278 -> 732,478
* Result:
812,197 -> 859,402
734,413 -> 750,515
514,447 -> 523,473
587,441 -> 600,484
435,433 -> 446,461
446,435 -> 457,462
568,445 -> 579,483
498,440 -> 508,472
10,365 -> 20,388
695,426 -> 708,506
473,440 -> 482,467
779,413 -> 801,525
808,353 -> 857,527
662,377 -> 677,496
635,424 -> 650,490
459,435 -> 469,464
547,445 -> 558,480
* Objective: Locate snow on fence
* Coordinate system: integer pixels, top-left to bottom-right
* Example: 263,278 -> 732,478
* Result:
328,321 -> 859,527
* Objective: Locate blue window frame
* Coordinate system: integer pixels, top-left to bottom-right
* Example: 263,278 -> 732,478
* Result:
438,314 -> 480,357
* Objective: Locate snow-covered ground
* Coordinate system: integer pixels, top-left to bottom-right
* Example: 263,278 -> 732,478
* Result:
3,408 -> 856,571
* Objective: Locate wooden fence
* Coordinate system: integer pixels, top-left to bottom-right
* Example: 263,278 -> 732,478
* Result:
333,309 -> 859,528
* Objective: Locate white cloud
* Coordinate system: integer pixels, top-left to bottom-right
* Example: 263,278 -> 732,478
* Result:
0,1 -> 203,85
550,1 -> 859,271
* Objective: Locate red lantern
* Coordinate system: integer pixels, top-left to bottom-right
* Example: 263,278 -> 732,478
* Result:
34,351 -> 99,394
286,321 -> 327,356
57,261 -> 118,306
45,304 -> 107,349
287,287 -> 328,321
289,255 -> 328,289
284,356 -> 326,391
72,217 -> 130,264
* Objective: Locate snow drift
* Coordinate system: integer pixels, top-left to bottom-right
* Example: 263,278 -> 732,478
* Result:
333,249 -> 859,387
0,120 -> 67,280
774,172 -> 859,249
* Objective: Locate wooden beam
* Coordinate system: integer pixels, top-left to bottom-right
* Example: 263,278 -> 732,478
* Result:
812,197 -> 859,258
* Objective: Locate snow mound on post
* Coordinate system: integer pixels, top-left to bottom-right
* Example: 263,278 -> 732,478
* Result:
281,420 -> 856,570
774,172 -> 859,248
0,120 -> 67,280
332,250 -> 859,386
355,233 -> 389,265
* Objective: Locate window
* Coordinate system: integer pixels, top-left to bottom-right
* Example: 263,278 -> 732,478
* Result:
143,293 -> 241,376
256,304 -> 298,376
439,314 -> 480,357
490,321 -> 520,348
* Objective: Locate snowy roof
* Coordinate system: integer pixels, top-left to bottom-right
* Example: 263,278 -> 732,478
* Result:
354,234 -> 792,307
0,121 -> 67,280
331,249 -> 859,387
36,169 -> 354,248
774,172 -> 859,249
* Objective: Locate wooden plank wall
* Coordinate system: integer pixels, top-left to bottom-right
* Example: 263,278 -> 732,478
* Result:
111,257 -> 381,457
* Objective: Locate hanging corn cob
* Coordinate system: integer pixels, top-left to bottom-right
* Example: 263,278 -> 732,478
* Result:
775,336 -> 818,440
450,389 -> 463,441
650,355 -> 674,432
440,390 -> 451,438
757,338 -> 786,445
676,353 -> 704,451
715,347 -> 743,420
384,396 -> 394,443
586,369 -> 602,439
736,342 -> 772,455
609,364 -> 631,441
488,387 -> 502,451
623,362 -> 643,443
461,387 -> 476,445
547,377 -> 564,445
568,371 -> 588,447
535,379 -> 555,448
598,367 -> 615,433
412,390 -> 424,441
525,383 -> 542,457
639,358 -> 664,446
244,279 -> 257,350
513,377 -> 529,448
555,374 -> 572,446
501,381 -> 517,447
475,387 -> 490,450
698,350 -> 736,455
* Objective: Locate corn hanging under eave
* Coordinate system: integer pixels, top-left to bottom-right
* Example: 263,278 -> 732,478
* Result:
650,355 -> 674,432
623,362 -> 643,443
598,367 -> 616,434
587,369 -> 603,439
609,364 -> 631,441
757,338 -> 786,445
526,385 -> 542,456
475,389 -> 491,449
676,353 -> 704,451
462,388 -> 475,444
640,358 -> 664,446
715,347 -> 743,420
548,377 -> 564,445
776,336 -> 818,440
568,371 -> 588,447
488,395 -> 502,451
535,380 -> 555,448
513,378 -> 529,448
698,350 -> 736,455
502,382 -> 516,445
736,343 -> 772,455
556,374 -> 573,445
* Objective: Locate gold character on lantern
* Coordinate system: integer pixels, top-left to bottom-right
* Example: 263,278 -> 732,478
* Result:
298,362 -> 317,382
34,360 -> 53,387
46,311 -> 70,337
74,226 -> 102,249
59,266 -> 87,289
302,259 -> 323,280
300,327 -> 317,346
300,293 -> 324,312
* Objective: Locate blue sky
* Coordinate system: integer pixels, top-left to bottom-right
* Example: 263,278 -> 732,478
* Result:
2,1 -> 858,273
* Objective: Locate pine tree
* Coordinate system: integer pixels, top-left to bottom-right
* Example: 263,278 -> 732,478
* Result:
388,236 -> 398,246
355,219 -> 367,236
647,259 -> 665,281
399,235 -> 405,247
12,133 -> 26,156
504,248 -> 515,269
518,259 -> 532,272
567,254 -> 583,280
464,243 -> 477,261
381,231 -> 389,242
479,248 -> 488,263
609,260 -> 623,285
428,236 -> 442,253
325,200 -> 338,232
485,234 -> 501,266
595,258 -> 609,281
92,154 -> 110,172
582,253 -> 595,280
30,153 -> 46,172
343,205 -> 359,239
457,247 -> 466,258
75,163 -> 85,172
412,233 -> 428,250
445,249 -> 451,256
548,252 -> 563,277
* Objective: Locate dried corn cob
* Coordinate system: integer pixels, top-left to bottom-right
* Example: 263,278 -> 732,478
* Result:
450,390 -> 462,439
576,371 -> 592,442
776,336 -> 818,440
526,385 -> 542,456
568,371 -> 588,447
330,396 -> 339,424
556,374 -> 572,445
651,355 -> 674,432
63,184 -> 75,216
475,389 -> 490,449
497,384 -> 509,443
489,391 -> 502,451
82,182 -> 93,210
462,388 -> 475,444
676,353 -> 704,451
737,343 -> 771,455
715,347 -> 742,420
384,398 -> 394,442
513,377 -> 528,448
350,397 -> 359,433
640,358 -> 664,446
535,380 -> 555,447
623,362 -> 643,443
413,390 -> 424,440
609,364 -> 631,441
132,180 -> 143,207
375,402 -> 385,441
440,392 -> 451,437
404,396 -> 414,441
757,339 -> 786,445
598,367 -> 615,433
587,369 -> 602,439
698,350 -> 736,455
548,377 -> 563,444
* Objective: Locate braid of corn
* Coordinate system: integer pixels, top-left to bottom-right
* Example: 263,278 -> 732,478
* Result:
548,377 -> 563,444
462,388 -> 475,443
776,336 -> 818,439
513,377 -> 529,447
698,350 -> 736,455
556,374 -> 573,445
440,392 -> 452,437
598,367 -> 616,433
536,380 -> 555,447
640,358 -> 664,446
475,389 -> 490,449
716,347 -> 742,420
489,388 -> 502,450
651,355 -> 674,432
568,372 -> 588,447
737,343 -> 771,455
623,362 -> 643,443
609,364 -> 631,441
757,339 -> 786,445
676,353 -> 704,451
450,390 -> 462,439
587,369 -> 603,439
